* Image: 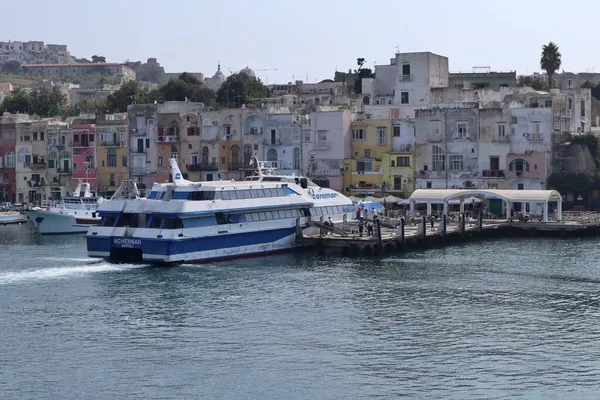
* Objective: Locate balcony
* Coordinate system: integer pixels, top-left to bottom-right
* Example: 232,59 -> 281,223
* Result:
100,141 -> 125,147
526,133 -> 543,142
400,74 -> 412,82
314,140 -> 330,150
347,183 -> 383,193
263,138 -> 282,146
131,128 -> 149,136
57,167 -> 71,174
228,162 -> 245,171
73,142 -> 91,148
245,128 -> 263,135
482,169 -> 505,179
30,162 -> 47,171
155,136 -> 178,144
494,136 -> 510,143
27,180 -> 45,188
186,163 -> 220,172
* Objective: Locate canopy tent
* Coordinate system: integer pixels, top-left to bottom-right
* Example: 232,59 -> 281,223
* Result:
448,196 -> 482,205
348,196 -> 361,204
357,201 -> 385,211
380,195 -> 403,204
407,189 -> 563,222
363,195 -> 381,202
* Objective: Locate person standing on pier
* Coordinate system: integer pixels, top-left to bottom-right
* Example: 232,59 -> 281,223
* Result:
358,219 -> 364,237
367,221 -> 374,237
430,215 -> 435,231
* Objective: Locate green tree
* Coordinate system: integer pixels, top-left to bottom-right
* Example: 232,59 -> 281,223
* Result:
353,57 -> 375,94
1,88 -> 30,114
517,75 -> 548,91
105,81 -> 161,113
160,73 -> 215,104
216,73 -> 269,108
1,60 -> 22,74
28,87 -> 67,117
540,42 -> 562,89
580,81 -> 600,100
91,55 -> 106,63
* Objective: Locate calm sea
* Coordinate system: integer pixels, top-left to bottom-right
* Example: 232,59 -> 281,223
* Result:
1,223 -> 600,399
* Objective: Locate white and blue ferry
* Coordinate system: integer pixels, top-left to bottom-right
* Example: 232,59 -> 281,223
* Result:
86,158 -> 354,264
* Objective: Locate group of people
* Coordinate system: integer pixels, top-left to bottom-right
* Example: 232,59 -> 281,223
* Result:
356,205 -> 379,237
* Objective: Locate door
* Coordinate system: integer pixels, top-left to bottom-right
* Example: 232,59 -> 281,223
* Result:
271,129 -> 276,145
490,156 -> 499,171
63,159 -> 69,172
137,139 -> 144,153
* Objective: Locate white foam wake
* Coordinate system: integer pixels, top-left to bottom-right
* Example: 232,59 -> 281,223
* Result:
0,262 -> 148,285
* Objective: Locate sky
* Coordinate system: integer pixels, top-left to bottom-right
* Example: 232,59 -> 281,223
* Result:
2,0 -> 599,84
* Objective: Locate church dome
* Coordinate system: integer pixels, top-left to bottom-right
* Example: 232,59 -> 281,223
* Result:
239,66 -> 255,78
207,64 -> 226,91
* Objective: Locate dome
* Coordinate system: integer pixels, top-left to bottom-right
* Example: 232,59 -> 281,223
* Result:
239,66 -> 255,78
207,64 -> 226,91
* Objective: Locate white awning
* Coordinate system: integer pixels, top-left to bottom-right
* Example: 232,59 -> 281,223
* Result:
409,189 -> 562,203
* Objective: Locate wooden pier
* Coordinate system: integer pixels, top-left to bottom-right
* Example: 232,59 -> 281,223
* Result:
297,212 -> 600,255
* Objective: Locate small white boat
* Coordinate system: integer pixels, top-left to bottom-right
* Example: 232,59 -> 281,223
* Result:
0,211 -> 26,225
24,180 -> 104,235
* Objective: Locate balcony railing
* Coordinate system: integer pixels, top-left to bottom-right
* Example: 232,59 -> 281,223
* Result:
228,162 -> 245,170
263,139 -> 282,146
30,162 -> 47,171
482,169 -> 505,178
27,180 -> 45,188
100,141 -> 125,147
186,162 -> 220,171
527,133 -> 543,142
57,167 -> 70,174
131,128 -> 150,136
155,136 -> 178,143
495,136 -> 510,142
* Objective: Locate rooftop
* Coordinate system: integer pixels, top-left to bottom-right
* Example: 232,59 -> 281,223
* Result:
22,63 -> 125,68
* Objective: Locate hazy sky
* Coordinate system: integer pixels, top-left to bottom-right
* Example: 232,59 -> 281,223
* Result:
2,0 -> 598,83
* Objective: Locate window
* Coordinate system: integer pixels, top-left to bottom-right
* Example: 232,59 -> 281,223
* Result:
48,159 -> 55,169
171,144 -> 178,159
498,124 -> 506,137
231,145 -> 240,165
509,159 -> 530,172
356,159 -> 373,172
202,146 -> 210,164
431,121 -> 441,136
457,122 -> 468,138
396,156 -> 410,167
377,128 -> 387,145
352,129 -> 366,140
303,131 -> 310,142
293,147 -> 300,169
122,156 -> 127,167
448,155 -> 463,171
402,64 -> 410,76
568,98 -> 573,110
432,145 -> 445,171
517,183 -> 524,190
364,149 -> 371,158
5,151 -> 14,168
362,96 -> 370,105
581,100 -> 586,117
267,148 -> 277,161
532,122 -> 541,134
400,92 -> 409,104
85,151 -> 94,167
33,132 -> 38,141
568,79 -> 573,88
40,132 -> 44,141
393,177 -> 402,190
426,181 -> 432,188
17,148 -> 31,166
158,156 -> 163,166
107,149 -> 117,167
393,126 -> 400,137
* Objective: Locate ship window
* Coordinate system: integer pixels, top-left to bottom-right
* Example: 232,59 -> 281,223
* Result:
267,211 -> 275,219
259,212 -> 267,221
205,191 -> 215,201
251,213 -> 259,221
229,191 -> 237,200
222,191 -> 231,200
163,218 -> 183,229
116,213 -> 139,227
285,210 -> 293,218
228,214 -> 245,223
183,216 -> 216,228
149,217 -> 163,228
256,189 -> 264,197
100,215 -> 116,226
276,210 -> 283,218
277,188 -> 285,196
250,190 -> 259,198
215,213 -> 227,225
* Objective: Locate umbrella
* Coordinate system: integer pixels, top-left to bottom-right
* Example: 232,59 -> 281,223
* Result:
348,195 -> 361,204
363,195 -> 381,202
382,195 -> 402,204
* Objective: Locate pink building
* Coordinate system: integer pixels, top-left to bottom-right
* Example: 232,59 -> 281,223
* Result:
506,152 -> 548,190
71,122 -> 98,194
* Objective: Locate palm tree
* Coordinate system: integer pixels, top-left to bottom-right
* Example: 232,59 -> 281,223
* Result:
540,42 -> 562,89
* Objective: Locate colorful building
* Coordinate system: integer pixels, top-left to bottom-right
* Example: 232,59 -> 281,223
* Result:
96,115 -> 128,197
0,114 -> 19,203
71,121 -> 98,195
343,110 -> 391,195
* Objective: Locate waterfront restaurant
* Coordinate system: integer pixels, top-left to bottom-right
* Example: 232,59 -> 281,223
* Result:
407,189 -> 563,222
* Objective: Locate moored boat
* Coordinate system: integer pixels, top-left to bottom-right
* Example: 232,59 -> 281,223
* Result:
24,181 -> 104,235
0,211 -> 27,225
86,158 -> 354,264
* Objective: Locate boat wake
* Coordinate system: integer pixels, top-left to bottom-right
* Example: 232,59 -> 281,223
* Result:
0,262 -> 149,285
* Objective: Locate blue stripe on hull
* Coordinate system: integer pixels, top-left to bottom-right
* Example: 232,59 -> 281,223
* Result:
87,227 -> 297,257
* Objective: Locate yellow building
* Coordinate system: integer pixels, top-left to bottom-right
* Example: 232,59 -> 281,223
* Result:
343,117 -> 391,195
95,118 -> 128,197
382,151 -> 415,198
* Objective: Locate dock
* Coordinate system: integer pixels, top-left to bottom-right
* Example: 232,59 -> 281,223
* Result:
297,212 -> 600,255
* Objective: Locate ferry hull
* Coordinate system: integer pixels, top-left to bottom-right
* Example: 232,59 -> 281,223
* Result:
25,209 -> 99,235
87,227 -> 302,264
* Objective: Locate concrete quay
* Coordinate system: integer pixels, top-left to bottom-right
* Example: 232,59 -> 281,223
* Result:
297,212 -> 600,256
